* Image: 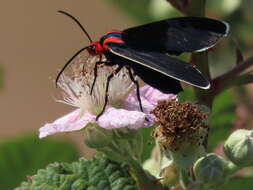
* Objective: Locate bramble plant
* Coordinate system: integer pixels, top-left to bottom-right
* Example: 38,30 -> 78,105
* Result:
15,0 -> 253,190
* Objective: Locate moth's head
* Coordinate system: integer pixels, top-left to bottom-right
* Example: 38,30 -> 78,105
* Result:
87,41 -> 104,56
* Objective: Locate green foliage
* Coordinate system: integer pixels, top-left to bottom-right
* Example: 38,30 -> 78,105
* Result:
139,127 -> 153,162
15,154 -> 137,190
178,88 -> 196,102
0,135 -> 79,190
217,176 -> 253,190
106,0 -> 180,23
208,90 -> 236,150
107,0 -> 152,22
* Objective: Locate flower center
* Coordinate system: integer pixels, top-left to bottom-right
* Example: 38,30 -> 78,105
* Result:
56,53 -> 135,116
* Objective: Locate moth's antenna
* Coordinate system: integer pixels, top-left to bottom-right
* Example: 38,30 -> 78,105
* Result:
58,10 -> 93,43
55,46 -> 90,87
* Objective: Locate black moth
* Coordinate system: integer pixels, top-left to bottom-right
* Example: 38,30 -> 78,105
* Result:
56,11 -> 229,119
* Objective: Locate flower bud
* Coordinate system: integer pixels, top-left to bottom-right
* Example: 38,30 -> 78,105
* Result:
224,129 -> 253,167
83,123 -> 113,149
193,153 -> 228,189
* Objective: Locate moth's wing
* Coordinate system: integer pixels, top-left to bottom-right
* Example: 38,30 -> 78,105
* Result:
123,17 -> 229,54
129,61 -> 183,94
107,44 -> 210,91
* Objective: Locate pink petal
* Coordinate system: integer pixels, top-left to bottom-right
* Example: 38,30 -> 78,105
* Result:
139,85 -> 177,104
97,107 -> 147,129
124,85 -> 176,113
39,109 -> 95,138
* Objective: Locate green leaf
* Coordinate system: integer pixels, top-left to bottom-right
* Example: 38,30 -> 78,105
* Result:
208,90 -> 236,150
0,135 -> 79,190
15,154 -> 137,190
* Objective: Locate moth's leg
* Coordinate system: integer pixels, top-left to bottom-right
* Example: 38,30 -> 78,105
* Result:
96,65 -> 123,120
90,59 -> 109,95
126,67 -> 143,112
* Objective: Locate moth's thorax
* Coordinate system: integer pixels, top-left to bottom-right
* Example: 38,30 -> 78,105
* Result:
101,30 -> 125,50
87,30 -> 124,56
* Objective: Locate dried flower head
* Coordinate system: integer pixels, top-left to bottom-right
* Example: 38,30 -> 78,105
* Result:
152,100 -> 208,152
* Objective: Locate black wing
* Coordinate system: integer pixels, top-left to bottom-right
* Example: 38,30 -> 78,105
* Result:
123,17 -> 229,54
106,44 -> 210,93
128,61 -> 183,94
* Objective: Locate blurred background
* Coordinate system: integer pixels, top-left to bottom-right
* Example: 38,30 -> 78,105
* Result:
0,1 -> 133,189
0,0 -> 132,150
1,0 -> 253,189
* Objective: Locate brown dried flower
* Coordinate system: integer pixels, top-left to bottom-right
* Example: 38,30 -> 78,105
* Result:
152,100 -> 208,152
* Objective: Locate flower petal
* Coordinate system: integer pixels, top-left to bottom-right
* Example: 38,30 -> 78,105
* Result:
124,85 -> 176,113
97,107 -> 147,129
140,85 -> 177,104
39,109 -> 95,138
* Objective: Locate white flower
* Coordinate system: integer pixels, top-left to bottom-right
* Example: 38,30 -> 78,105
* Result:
39,53 -> 176,138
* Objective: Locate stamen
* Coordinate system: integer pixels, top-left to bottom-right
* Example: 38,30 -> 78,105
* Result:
56,52 -> 135,115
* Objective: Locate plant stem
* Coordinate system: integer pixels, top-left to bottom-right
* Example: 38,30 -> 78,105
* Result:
186,0 -> 206,16
215,56 -> 253,81
193,53 -> 213,108
129,159 -> 165,190
212,56 -> 253,96
186,0 -> 214,108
